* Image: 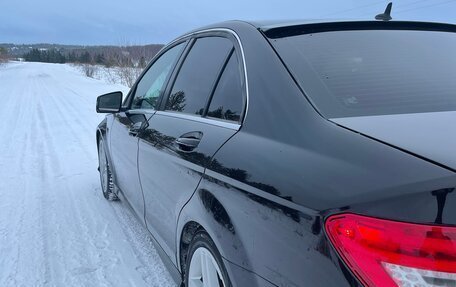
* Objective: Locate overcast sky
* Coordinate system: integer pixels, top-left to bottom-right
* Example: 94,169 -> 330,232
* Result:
1,0 -> 455,45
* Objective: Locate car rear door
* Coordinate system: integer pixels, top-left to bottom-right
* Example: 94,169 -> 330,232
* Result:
109,42 -> 186,219
137,34 -> 246,259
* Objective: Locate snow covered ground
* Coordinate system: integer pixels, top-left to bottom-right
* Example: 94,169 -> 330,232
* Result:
0,62 -> 176,287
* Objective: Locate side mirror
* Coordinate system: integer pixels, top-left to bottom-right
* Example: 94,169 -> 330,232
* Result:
96,91 -> 123,113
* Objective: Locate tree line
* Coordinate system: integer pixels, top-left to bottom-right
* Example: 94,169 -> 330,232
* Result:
22,44 -> 162,69
23,49 -> 134,66
23,49 -> 109,65
24,49 -> 67,63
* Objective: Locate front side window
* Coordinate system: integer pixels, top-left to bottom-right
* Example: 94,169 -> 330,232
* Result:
131,42 -> 185,110
165,37 -> 233,115
207,51 -> 243,122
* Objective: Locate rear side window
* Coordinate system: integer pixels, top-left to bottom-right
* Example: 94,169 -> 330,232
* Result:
207,51 -> 243,122
165,37 -> 233,115
271,29 -> 456,118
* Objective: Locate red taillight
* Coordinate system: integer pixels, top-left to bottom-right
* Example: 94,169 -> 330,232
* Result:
324,213 -> 456,287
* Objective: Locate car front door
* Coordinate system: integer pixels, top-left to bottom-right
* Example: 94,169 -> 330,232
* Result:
137,34 -> 246,260
109,42 -> 186,218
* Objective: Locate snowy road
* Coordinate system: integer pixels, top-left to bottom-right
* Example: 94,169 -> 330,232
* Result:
0,62 -> 176,287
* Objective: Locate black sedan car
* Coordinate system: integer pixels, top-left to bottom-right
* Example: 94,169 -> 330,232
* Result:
96,20 -> 456,287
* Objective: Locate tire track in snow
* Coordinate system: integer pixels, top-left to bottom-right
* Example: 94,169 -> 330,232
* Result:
39,78 -> 94,161
35,92 -> 64,285
0,67 -> 41,286
42,78 -> 115,285
35,76 -> 112,286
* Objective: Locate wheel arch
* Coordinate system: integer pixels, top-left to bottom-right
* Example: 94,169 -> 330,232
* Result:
176,184 -> 254,286
178,220 -> 203,278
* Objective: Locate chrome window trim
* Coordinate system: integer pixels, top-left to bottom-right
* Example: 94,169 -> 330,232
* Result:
159,28 -> 250,124
154,111 -> 241,131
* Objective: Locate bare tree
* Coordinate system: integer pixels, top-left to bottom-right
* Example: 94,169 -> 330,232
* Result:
80,64 -> 98,78
115,66 -> 142,87
101,66 -> 119,84
111,39 -> 145,87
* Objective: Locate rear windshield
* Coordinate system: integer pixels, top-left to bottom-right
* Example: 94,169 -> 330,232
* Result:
270,29 -> 456,118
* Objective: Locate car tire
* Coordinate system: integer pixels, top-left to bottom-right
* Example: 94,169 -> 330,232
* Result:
185,230 -> 231,287
98,140 -> 118,201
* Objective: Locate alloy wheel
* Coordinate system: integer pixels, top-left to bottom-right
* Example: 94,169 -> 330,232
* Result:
188,247 -> 226,287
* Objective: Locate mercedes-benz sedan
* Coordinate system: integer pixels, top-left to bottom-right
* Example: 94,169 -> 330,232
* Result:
96,20 -> 456,287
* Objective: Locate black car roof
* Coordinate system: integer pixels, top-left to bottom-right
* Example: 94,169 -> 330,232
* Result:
248,18 -> 361,28
181,19 -> 455,41
247,18 -> 456,29
194,18 -> 360,30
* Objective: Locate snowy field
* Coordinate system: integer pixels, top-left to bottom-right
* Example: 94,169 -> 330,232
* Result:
0,62 -> 176,287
